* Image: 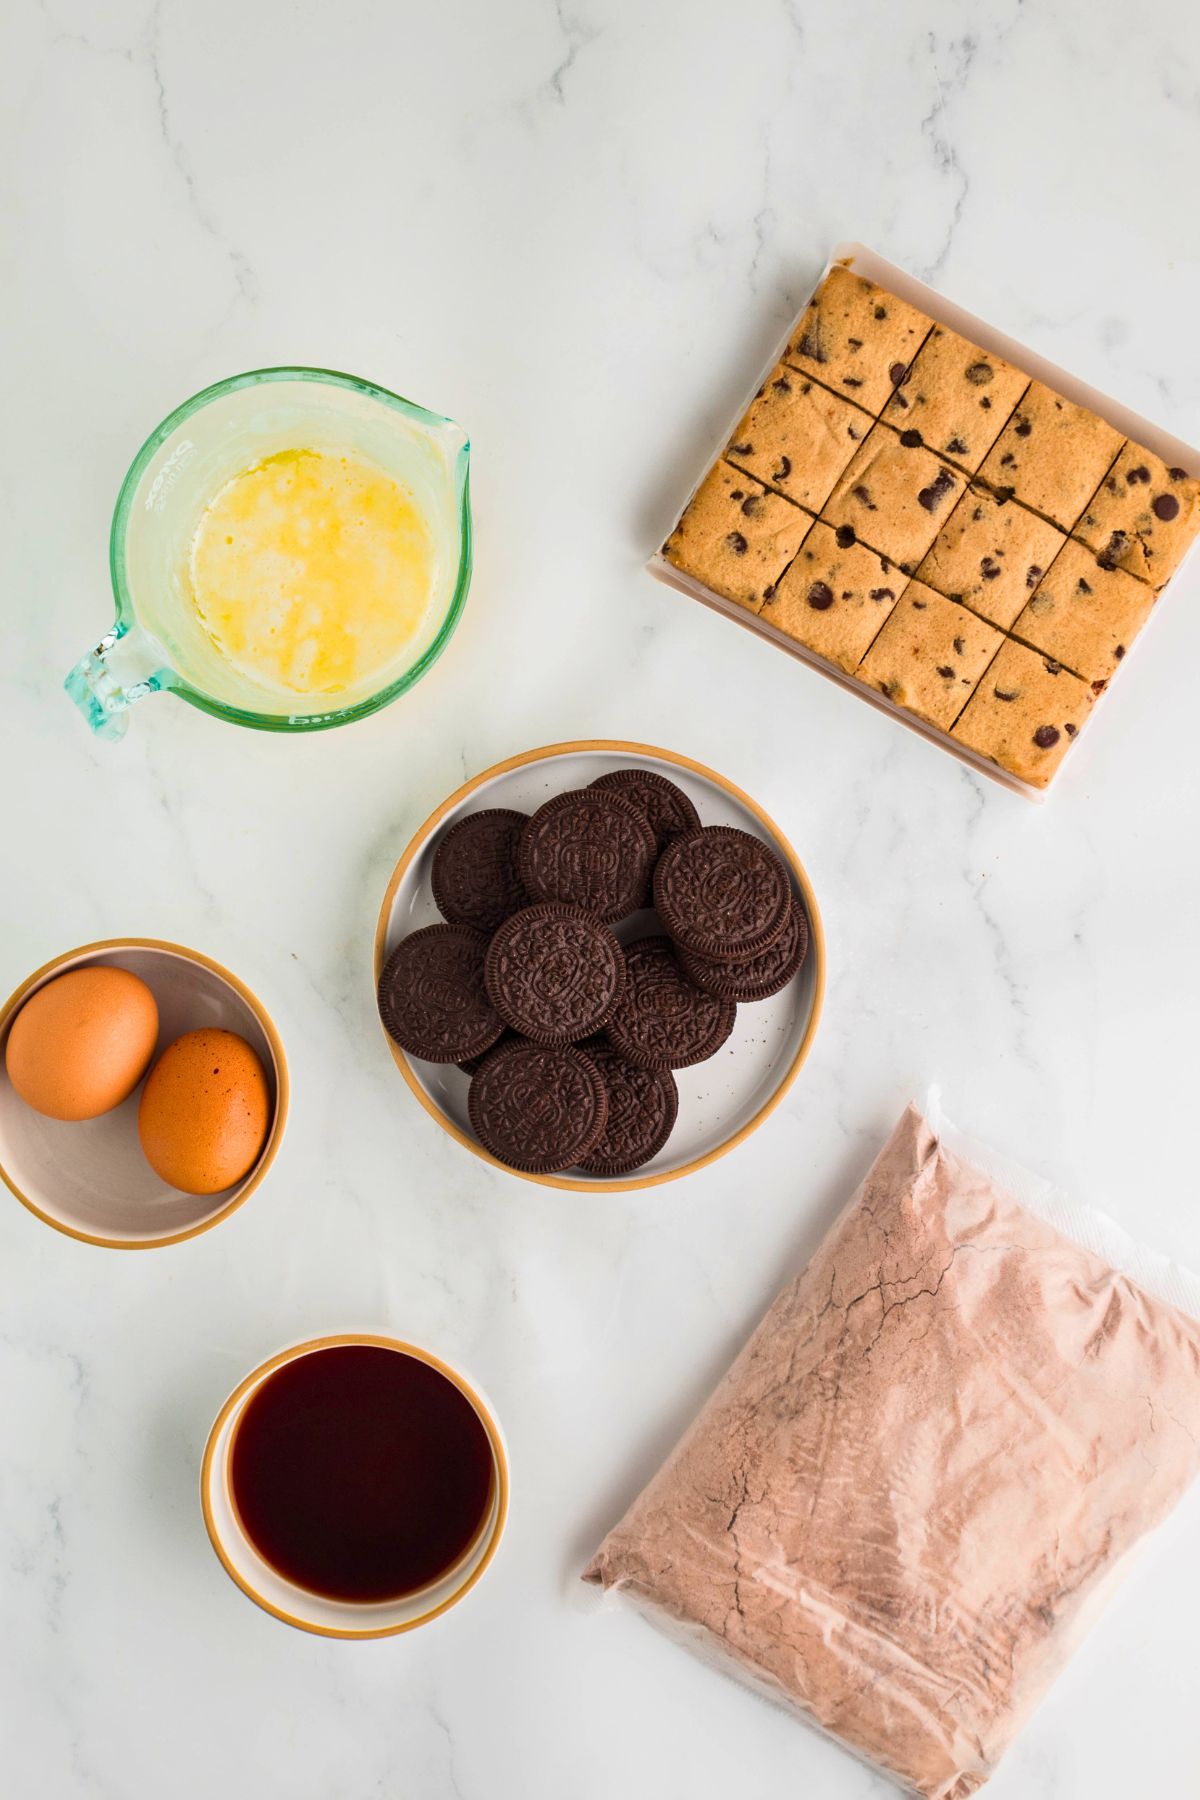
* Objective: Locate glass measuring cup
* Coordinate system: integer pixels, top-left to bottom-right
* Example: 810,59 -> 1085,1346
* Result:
65,368 -> 472,737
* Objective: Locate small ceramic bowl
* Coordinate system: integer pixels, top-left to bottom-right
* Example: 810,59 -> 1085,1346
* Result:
0,938 -> 288,1248
374,740 -> 826,1191
201,1334 -> 509,1638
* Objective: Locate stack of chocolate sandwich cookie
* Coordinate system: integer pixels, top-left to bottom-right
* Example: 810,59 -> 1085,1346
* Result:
378,770 -> 808,1177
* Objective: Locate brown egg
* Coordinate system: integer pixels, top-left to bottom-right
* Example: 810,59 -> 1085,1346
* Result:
5,965 -> 159,1121
138,1028 -> 270,1195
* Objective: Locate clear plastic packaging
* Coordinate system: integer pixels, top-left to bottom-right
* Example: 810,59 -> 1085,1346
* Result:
648,244 -> 1200,800
584,1100 -> 1200,1798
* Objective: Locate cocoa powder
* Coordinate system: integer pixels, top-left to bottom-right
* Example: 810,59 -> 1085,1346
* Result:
585,1106 -> 1200,1798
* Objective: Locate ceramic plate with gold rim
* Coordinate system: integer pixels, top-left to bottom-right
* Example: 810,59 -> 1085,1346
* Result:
201,1334 -> 509,1639
374,741 -> 825,1192
0,939 -> 288,1248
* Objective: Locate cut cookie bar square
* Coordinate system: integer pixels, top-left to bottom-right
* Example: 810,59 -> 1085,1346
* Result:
823,427 -> 964,573
916,485 -> 1066,630
951,639 -> 1094,788
977,381 -> 1123,527
761,519 -> 901,672
662,462 -> 811,613
725,361 -> 871,512
786,264 -> 932,414
1074,442 -> 1200,588
880,324 -> 1028,470
1012,539 -> 1157,685
856,579 -> 1003,732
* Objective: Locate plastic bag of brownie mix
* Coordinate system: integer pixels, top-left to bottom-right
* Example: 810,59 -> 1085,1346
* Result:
583,1099 -> 1200,1799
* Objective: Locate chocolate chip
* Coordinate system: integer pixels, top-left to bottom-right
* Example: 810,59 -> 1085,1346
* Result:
1114,644 -> 1125,659
729,489 -> 745,500
773,456 -> 792,482
852,484 -> 875,509
1033,725 -> 1060,749
1000,453 -> 1015,467
848,424 -> 863,440
795,324 -> 824,363
801,381 -> 812,394
965,362 -> 993,386
936,665 -> 955,679
869,586 -> 895,602
971,506 -> 983,522
953,636 -> 966,654
1091,679 -> 1107,694
949,592 -> 964,603
1127,465 -> 1151,485
847,337 -> 863,351
1014,420 -> 1032,438
1104,478 -> 1118,494
893,392 -> 910,410
1098,532 -> 1126,570
992,485 -> 1014,505
994,688 -> 1019,703
980,397 -> 992,409
874,305 -> 887,320
762,583 -> 776,601
807,581 -> 834,611
911,600 -> 926,609
1044,659 -> 1062,674
1169,466 -> 1187,481
741,495 -> 762,517
1153,493 -> 1180,521
1064,722 -> 1077,736
835,524 -> 856,548
980,557 -> 1001,580
900,428 -> 923,448
726,532 -> 748,555
772,377 -> 791,393
888,361 -> 907,387
946,437 -> 968,455
843,377 -> 863,388
1077,578 -> 1092,594
1026,565 -> 1043,588
730,441 -> 753,456
917,468 -> 955,513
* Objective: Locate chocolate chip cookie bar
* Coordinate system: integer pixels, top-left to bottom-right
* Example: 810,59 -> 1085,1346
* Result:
761,520 -> 900,672
916,485 -> 1066,630
823,427 -> 964,573
950,640 -> 1094,788
1010,539 -> 1156,686
977,381 -> 1123,528
726,361 -> 871,512
1074,443 -> 1200,588
881,324 -> 1028,471
786,264 -> 932,412
654,253 -> 1200,794
856,581 -> 1003,731
662,461 -> 810,612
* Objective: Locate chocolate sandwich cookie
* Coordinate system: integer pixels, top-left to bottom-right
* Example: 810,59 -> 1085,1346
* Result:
431,808 -> 527,933
468,1041 -> 608,1174
484,904 -> 625,1045
588,769 -> 701,854
378,924 -> 504,1065
577,1045 -> 679,1177
678,895 -> 808,1002
605,937 -> 737,1071
654,826 -> 791,963
519,788 -> 656,923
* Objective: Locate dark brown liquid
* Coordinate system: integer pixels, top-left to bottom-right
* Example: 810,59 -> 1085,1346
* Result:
230,1345 -> 494,1603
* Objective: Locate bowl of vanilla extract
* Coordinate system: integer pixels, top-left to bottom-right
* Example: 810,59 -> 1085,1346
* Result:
202,1334 -> 508,1636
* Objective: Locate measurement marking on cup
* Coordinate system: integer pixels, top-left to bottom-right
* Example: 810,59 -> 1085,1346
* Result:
145,439 -> 196,512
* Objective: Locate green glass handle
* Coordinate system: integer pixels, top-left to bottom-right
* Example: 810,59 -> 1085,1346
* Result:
64,620 -> 172,740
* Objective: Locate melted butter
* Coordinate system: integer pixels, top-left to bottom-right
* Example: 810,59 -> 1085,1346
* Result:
186,448 -> 434,696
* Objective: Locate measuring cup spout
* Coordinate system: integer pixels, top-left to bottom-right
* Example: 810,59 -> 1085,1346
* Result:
64,621 -> 170,740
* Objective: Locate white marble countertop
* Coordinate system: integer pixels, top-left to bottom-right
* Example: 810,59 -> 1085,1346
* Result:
4,0 -> 1200,1794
